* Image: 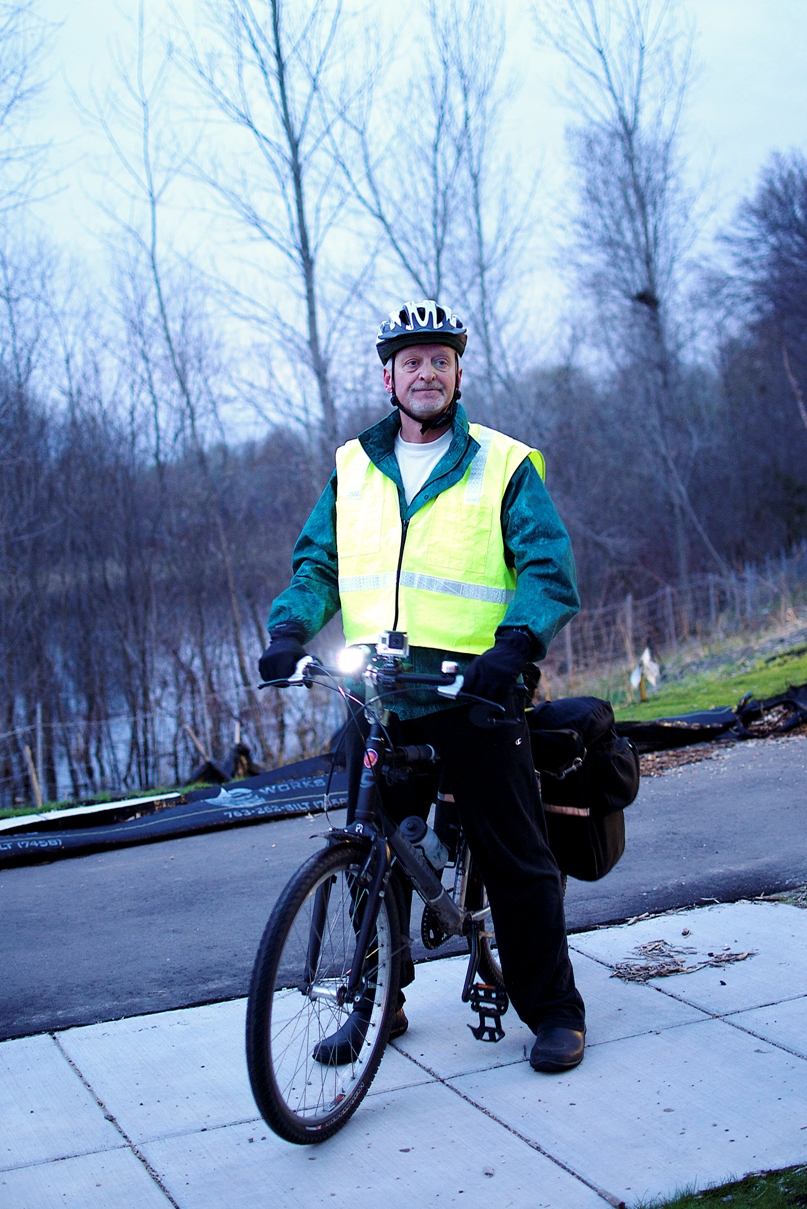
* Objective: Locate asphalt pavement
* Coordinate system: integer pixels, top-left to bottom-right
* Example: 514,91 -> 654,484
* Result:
2,735 -> 805,1041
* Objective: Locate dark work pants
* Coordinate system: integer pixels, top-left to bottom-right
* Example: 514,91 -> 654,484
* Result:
344,699 -> 585,1032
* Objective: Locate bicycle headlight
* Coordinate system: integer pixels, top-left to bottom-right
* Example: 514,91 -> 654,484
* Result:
337,646 -> 369,675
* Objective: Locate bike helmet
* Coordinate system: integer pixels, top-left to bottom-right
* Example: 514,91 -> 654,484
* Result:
376,299 -> 467,365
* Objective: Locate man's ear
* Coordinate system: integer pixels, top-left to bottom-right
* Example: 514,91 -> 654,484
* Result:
383,364 -> 393,395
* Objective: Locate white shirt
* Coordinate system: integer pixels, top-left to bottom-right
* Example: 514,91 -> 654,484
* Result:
394,428 -> 453,506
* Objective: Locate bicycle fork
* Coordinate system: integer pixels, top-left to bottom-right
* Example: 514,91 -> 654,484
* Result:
344,826 -> 468,1007
303,834 -> 391,1008
303,826 -> 469,1012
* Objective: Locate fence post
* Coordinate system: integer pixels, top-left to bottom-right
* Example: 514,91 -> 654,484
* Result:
730,570 -> 740,628
625,594 -> 635,667
744,562 -> 754,626
202,691 -> 213,763
564,624 -> 573,676
35,703 -> 44,803
23,743 -> 43,810
665,585 -> 677,648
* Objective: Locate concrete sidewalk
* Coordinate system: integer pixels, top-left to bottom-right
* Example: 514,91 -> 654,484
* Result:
3,899 -> 807,1209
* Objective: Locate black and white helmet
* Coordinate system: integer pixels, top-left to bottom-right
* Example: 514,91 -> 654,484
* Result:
376,300 -> 467,365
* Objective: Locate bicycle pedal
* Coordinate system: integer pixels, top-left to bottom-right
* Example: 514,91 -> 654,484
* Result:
467,983 -> 509,1043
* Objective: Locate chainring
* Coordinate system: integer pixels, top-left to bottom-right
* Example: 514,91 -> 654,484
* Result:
421,904 -> 451,950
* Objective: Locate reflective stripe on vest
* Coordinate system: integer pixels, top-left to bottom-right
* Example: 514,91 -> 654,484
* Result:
334,424 -> 545,655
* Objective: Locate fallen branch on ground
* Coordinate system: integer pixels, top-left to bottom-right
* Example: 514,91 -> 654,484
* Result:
611,939 -> 756,983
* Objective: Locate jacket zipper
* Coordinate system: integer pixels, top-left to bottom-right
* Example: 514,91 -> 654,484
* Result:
392,520 -> 409,630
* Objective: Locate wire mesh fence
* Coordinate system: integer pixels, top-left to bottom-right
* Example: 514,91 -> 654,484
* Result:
3,540 -> 807,812
0,679 -> 343,812
543,540 -> 807,684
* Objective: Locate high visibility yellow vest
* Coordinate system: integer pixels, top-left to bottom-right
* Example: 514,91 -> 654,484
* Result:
335,424 -> 546,655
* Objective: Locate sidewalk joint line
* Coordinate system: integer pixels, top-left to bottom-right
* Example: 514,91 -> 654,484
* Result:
563,966 -> 807,1061
50,1033 -> 181,1209
394,1048 -> 626,1208
723,991 -> 807,1014
719,1016 -> 807,1062
584,1015 -> 714,1047
0,1147 -> 125,1175
126,1114 -> 263,1147
569,947 -> 807,1020
390,1042 -> 523,1080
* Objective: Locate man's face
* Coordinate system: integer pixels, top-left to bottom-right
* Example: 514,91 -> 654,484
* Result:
383,343 -> 461,419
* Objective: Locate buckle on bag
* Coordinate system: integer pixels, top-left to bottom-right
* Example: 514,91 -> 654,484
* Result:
467,983 -> 509,1043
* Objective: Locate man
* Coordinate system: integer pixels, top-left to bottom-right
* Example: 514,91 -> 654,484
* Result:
259,300 -> 585,1073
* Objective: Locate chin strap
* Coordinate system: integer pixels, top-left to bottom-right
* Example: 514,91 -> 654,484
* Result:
390,365 -> 462,435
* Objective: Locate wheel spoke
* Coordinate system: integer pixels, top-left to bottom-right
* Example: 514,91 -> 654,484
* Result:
246,844 -> 400,1143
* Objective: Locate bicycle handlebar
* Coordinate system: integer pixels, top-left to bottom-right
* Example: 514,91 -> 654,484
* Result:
258,647 -> 513,723
260,655 -> 459,692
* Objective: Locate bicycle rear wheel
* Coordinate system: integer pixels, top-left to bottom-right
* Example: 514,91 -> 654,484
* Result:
246,842 -> 401,1144
464,859 -> 566,989
464,854 -> 504,988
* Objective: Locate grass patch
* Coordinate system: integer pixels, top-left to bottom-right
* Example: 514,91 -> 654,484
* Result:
614,648 -> 807,722
0,782 -> 213,822
640,1164 -> 807,1207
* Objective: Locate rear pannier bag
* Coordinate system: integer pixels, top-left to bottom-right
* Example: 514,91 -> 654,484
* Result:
527,697 -> 640,882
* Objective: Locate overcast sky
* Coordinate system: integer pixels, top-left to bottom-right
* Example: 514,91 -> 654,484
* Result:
17,0 -> 807,400
32,0 -> 807,227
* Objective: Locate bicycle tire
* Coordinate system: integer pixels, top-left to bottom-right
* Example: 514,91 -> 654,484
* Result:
246,842 -> 401,1144
464,860 -> 567,989
464,852 -> 504,988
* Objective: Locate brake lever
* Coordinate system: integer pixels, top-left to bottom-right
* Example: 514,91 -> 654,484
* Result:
435,680 -> 516,728
287,655 -> 316,685
258,655 -> 316,689
437,674 -> 464,698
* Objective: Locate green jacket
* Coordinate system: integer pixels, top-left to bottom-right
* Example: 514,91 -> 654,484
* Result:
268,405 -> 579,718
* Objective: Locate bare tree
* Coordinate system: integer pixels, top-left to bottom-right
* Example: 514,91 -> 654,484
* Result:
446,1 -> 538,417
178,0 -> 361,451
0,0 -> 51,213
722,150 -> 807,437
86,1 -> 273,761
536,0 -> 727,583
336,1 -> 537,426
338,5 -> 464,302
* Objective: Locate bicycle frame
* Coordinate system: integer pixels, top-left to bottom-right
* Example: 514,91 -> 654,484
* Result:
279,639 -> 504,1016
329,719 -> 469,1005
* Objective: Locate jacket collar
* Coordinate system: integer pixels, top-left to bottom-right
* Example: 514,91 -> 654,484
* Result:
357,404 -> 480,519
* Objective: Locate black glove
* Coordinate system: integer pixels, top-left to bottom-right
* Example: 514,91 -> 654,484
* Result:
462,629 -> 535,705
259,624 -> 308,683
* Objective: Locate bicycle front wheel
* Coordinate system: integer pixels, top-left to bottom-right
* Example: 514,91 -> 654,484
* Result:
246,842 -> 401,1144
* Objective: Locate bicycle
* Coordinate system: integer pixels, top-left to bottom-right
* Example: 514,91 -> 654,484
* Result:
246,631 -> 511,1144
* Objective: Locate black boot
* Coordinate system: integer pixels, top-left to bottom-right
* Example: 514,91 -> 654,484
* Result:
312,1007 -> 372,1066
312,993 -> 408,1066
389,991 -> 408,1040
529,1024 -> 585,1073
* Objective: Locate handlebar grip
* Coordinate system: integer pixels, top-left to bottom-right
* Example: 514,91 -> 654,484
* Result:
392,744 -> 439,766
